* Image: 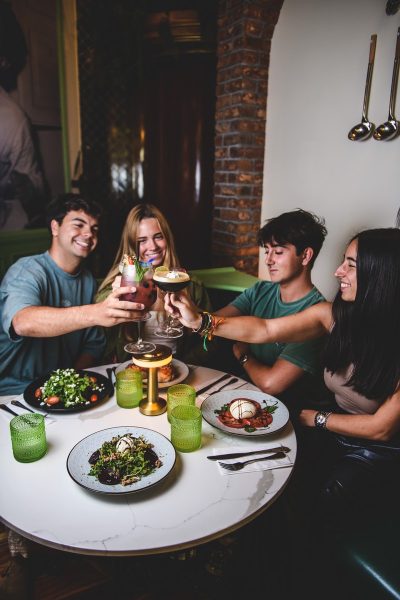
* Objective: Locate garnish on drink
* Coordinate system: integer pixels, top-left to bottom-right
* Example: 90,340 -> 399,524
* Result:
153,266 -> 190,292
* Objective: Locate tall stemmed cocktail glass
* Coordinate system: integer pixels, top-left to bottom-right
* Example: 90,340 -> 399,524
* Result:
120,257 -> 157,353
153,268 -> 190,339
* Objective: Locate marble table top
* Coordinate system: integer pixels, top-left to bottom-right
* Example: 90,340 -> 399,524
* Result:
0,364 -> 296,556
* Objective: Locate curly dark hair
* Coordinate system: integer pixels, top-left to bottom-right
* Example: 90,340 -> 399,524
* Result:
45,193 -> 102,231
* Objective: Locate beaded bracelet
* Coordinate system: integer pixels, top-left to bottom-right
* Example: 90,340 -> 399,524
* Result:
192,311 -> 211,334
194,313 -> 226,350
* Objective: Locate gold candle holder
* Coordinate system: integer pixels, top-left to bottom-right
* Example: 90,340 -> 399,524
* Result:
129,344 -> 172,416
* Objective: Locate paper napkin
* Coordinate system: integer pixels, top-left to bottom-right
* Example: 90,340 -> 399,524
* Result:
213,445 -> 294,476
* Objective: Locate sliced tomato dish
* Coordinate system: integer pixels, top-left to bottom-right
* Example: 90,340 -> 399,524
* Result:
214,399 -> 277,432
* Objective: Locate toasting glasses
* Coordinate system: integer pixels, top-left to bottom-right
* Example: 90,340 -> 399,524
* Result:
120,257 -> 157,353
153,268 -> 190,340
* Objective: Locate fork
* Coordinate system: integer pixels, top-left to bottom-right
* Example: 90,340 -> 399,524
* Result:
219,451 -> 288,471
10,400 -> 54,421
201,377 -> 240,398
11,400 -> 46,415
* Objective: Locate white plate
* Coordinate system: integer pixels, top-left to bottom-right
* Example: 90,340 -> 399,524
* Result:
67,427 -> 176,495
116,358 -> 189,388
201,390 -> 289,437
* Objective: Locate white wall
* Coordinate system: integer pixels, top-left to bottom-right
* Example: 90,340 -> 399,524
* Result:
260,0 -> 400,299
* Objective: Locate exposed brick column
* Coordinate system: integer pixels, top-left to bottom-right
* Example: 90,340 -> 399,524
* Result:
212,0 -> 284,275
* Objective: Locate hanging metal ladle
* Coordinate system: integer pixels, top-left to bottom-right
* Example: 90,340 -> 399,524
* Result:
348,34 -> 377,141
373,27 -> 400,141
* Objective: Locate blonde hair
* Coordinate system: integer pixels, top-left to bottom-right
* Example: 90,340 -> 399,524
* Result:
98,203 -> 180,293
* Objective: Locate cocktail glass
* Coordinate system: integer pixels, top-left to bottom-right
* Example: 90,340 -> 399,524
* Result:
120,263 -> 157,353
153,268 -> 190,340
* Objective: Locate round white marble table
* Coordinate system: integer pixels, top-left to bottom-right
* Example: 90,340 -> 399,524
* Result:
0,364 -> 296,556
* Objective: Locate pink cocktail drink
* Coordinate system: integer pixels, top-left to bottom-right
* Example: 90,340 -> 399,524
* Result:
120,266 -> 157,309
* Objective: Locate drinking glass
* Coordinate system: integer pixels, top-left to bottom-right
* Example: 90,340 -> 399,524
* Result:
167,384 -> 196,422
153,268 -> 189,339
120,264 -> 157,353
116,369 -> 143,408
10,414 -> 47,462
170,405 -> 202,452
155,312 -> 184,339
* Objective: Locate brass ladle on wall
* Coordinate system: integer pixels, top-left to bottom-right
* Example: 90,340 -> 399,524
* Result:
373,27 -> 400,141
348,34 -> 377,141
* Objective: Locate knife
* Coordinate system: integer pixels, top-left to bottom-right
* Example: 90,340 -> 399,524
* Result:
207,446 -> 290,461
196,373 -> 232,396
0,404 -> 19,417
106,366 -> 116,384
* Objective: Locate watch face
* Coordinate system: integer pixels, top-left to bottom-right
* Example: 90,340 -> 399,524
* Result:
315,413 -> 326,427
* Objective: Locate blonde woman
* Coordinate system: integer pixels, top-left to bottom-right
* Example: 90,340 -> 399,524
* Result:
96,203 -> 211,363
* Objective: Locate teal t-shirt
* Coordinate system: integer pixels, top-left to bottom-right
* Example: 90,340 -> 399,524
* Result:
0,252 -> 105,394
232,281 -> 325,376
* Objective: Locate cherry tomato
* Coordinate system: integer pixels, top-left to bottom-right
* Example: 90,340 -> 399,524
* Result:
46,396 -> 60,405
90,394 -> 98,403
34,388 -> 42,398
89,376 -> 97,383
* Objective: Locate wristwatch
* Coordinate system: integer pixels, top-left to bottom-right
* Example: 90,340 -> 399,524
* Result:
314,411 -> 332,429
238,353 -> 249,366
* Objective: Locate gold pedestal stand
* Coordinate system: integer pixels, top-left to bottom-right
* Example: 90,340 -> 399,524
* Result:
130,345 -> 172,416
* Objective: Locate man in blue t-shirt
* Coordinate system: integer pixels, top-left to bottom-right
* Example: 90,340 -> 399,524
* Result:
0,193 -> 145,394
215,209 -> 327,399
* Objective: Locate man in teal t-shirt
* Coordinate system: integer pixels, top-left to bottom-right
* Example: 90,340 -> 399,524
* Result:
0,193 -> 146,395
215,209 -> 327,400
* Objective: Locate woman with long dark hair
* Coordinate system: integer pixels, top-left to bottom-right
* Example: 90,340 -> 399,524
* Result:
167,228 -> 400,519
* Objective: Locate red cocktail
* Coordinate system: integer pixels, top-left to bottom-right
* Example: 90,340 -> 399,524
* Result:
121,266 -> 157,309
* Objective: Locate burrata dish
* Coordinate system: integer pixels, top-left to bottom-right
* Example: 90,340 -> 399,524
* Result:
214,397 -> 278,432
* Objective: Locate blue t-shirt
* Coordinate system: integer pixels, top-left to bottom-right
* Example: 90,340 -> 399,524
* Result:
232,281 -> 325,376
0,252 -> 105,394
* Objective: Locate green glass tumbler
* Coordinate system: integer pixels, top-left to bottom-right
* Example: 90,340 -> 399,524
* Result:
116,369 -> 143,408
10,414 -> 47,463
170,405 -> 202,452
167,384 -> 196,422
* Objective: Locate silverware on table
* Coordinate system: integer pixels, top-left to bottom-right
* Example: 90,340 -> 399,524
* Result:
207,446 -> 290,461
219,451 -> 288,471
196,373 -> 231,395
0,404 -> 19,417
106,366 -> 117,384
203,377 -> 239,396
10,400 -> 51,420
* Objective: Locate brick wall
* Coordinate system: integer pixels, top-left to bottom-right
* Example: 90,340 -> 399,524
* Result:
212,0 -> 284,275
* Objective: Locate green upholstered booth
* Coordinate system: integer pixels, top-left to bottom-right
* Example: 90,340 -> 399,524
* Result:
0,228 -> 51,281
188,267 -> 259,309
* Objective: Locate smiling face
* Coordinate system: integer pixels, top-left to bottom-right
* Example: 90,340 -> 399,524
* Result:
50,210 -> 99,271
334,238 -> 358,302
137,218 -> 167,267
263,241 -> 312,285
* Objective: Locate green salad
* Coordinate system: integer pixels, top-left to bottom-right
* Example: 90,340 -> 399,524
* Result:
88,434 -> 161,486
37,368 -> 105,408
